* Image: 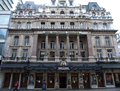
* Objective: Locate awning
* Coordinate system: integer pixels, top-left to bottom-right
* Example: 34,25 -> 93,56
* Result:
0,63 -> 26,68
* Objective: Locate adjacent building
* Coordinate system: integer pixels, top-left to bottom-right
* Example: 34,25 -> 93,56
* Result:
0,0 -> 120,90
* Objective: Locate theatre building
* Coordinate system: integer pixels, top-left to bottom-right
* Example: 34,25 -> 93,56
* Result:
0,0 -> 120,90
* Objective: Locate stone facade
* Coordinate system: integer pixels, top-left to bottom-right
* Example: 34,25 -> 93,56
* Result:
0,0 -> 120,90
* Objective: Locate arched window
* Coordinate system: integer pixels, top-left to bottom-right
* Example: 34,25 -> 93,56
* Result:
60,11 -> 65,14
28,11 -> 32,16
24,36 -> 29,46
92,12 -> 96,17
101,12 -> 105,17
14,36 -> 19,46
19,11 -> 23,16
27,4 -> 31,9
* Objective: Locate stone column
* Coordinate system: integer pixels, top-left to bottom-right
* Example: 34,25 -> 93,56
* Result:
67,34 -> 69,57
87,34 -> 94,62
55,34 -> 59,62
56,34 -> 59,57
45,34 -> 48,57
31,35 -> 38,58
18,73 -> 21,89
87,34 -> 93,57
113,35 -> 119,57
9,73 -> 13,89
77,34 -> 80,57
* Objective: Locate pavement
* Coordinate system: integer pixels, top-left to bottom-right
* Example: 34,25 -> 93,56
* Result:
1,88 -> 120,91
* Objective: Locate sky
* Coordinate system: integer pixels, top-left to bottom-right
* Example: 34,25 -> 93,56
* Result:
12,0 -> 120,33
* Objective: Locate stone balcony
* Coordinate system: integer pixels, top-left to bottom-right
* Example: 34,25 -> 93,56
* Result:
2,56 -> 120,63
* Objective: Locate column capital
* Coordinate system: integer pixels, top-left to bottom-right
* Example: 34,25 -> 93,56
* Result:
45,33 -> 49,36
66,34 -> 69,36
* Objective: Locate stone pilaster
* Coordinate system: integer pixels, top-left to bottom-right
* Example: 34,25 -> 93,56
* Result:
31,35 -> 38,61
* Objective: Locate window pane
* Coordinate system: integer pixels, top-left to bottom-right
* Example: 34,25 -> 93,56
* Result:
0,43 -> 4,55
0,29 -> 7,39
0,15 -> 10,25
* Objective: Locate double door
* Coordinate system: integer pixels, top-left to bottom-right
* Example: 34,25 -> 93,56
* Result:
4,73 -> 11,87
21,74 -> 28,87
12,73 -> 20,87
71,73 -> 78,89
47,73 -> 55,88
97,74 -> 104,87
35,73 -> 43,88
83,73 -> 90,88
59,73 -> 66,88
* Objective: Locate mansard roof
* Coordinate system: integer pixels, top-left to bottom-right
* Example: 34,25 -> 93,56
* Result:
86,2 -> 100,11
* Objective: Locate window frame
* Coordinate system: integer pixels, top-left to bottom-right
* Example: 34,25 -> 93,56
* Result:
41,41 -> 45,49
41,22 -> 45,28
17,22 -> 21,29
12,49 -> 17,57
95,37 -> 100,46
27,22 -> 31,29
23,49 -> 28,57
105,37 -> 110,46
97,49 -> 102,58
14,36 -> 19,46
60,41 -> 64,49
50,41 -> 55,49
69,41 -> 74,49
24,37 -> 29,46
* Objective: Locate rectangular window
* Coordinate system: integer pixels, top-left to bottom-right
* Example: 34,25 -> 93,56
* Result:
14,37 -> 19,46
70,51 -> 74,57
80,23 -> 84,29
80,41 -> 83,49
51,42 -> 55,49
70,22 -> 74,29
24,37 -> 29,46
69,42 -> 74,49
97,49 -> 102,58
105,38 -> 110,46
94,23 -> 97,29
27,22 -> 31,29
106,73 -> 113,85
70,2 -> 72,6
51,22 -> 55,29
60,42 -> 64,49
0,15 -> 10,25
61,22 -> 64,29
41,22 -> 45,28
60,3 -> 64,6
107,49 -> 112,58
12,49 -> 17,57
41,41 -> 45,49
17,23 -> 21,29
103,23 -> 107,30
0,43 -> 4,55
95,37 -> 100,46
23,49 -> 28,57
52,2 -> 55,5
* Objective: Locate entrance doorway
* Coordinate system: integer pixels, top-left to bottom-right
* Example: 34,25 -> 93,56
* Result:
4,73 -> 11,87
12,73 -> 20,87
97,72 -> 104,87
71,73 -> 78,89
21,74 -> 28,87
59,73 -> 66,88
47,73 -> 55,88
114,73 -> 120,87
35,73 -> 43,88
83,73 -> 90,88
